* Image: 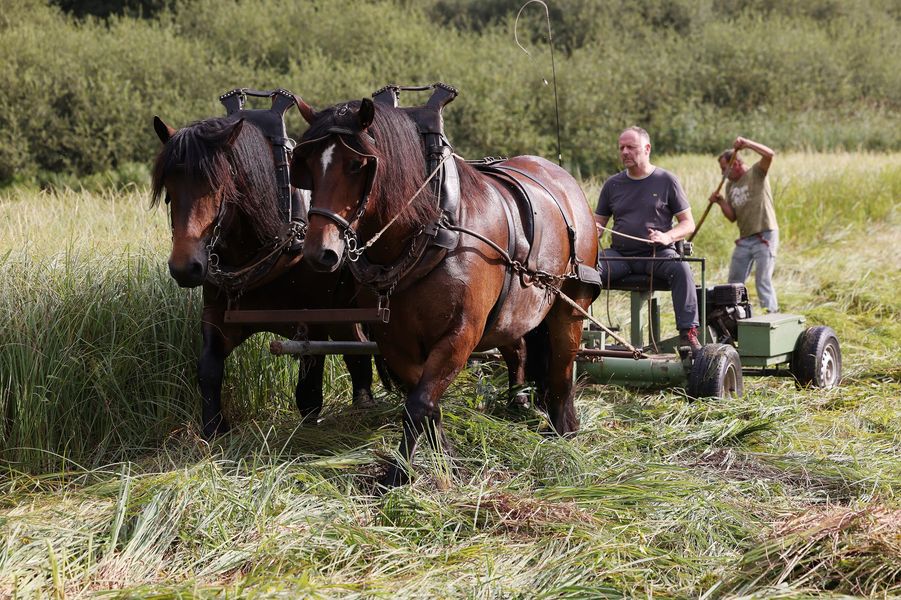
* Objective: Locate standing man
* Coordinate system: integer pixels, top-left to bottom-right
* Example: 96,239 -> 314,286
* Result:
709,136 -> 779,313
594,126 -> 700,353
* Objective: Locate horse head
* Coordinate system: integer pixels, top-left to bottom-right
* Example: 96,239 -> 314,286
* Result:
151,115 -> 282,287
291,98 -> 436,273
290,100 -> 377,273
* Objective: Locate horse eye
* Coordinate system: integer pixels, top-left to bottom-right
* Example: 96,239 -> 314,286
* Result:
164,194 -> 171,205
348,159 -> 366,174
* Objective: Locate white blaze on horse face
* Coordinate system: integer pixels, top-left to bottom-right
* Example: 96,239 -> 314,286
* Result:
299,189 -> 311,214
320,143 -> 336,177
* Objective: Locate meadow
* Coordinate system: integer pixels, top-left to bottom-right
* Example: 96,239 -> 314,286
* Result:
0,152 -> 898,597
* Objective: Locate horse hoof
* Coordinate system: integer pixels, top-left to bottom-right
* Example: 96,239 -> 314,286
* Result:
508,392 -> 530,409
379,464 -> 411,490
298,411 -> 321,426
352,389 -> 377,409
202,418 -> 230,440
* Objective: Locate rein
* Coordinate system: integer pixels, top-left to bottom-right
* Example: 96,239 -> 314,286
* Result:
346,150 -> 456,262
446,221 -> 643,357
206,214 -> 306,291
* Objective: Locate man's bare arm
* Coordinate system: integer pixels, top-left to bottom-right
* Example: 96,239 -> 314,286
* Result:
735,136 -> 775,174
709,192 -> 737,221
594,214 -> 609,239
648,209 -> 695,245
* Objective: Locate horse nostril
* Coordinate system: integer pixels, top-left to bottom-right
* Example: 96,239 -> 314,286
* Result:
188,260 -> 204,279
320,249 -> 340,269
168,258 -> 206,287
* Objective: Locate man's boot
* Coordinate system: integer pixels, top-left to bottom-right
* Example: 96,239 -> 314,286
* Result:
679,326 -> 702,357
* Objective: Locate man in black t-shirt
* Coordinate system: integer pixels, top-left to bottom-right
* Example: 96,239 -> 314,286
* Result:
594,126 -> 701,352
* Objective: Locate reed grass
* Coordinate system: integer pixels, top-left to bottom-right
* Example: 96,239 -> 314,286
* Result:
0,152 -> 899,597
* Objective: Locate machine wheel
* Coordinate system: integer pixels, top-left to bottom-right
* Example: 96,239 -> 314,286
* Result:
790,326 -> 841,388
687,344 -> 743,399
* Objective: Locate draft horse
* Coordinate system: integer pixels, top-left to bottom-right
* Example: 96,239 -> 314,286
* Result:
151,113 -> 377,438
290,97 -> 599,486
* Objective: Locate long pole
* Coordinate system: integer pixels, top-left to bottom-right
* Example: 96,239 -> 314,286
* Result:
515,0 -> 563,166
688,149 -> 739,242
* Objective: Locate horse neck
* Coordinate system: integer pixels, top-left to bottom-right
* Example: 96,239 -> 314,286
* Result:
359,179 -> 434,265
225,163 -> 282,252
216,207 -> 266,265
214,166 -> 281,265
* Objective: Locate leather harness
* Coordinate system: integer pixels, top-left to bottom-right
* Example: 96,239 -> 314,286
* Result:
203,88 -> 308,294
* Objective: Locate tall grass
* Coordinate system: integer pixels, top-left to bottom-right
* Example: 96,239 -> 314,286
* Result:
0,188 -> 356,472
1,153 -> 899,596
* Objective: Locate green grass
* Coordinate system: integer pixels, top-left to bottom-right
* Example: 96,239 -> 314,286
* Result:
0,153 -> 899,597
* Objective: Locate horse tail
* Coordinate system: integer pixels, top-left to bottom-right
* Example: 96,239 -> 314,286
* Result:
524,321 -> 551,407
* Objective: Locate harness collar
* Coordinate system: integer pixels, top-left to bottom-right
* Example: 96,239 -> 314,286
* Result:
201,87 -> 308,293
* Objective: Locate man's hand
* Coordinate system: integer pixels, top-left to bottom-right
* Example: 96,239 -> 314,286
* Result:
647,229 -> 673,246
732,136 -> 774,173
709,192 -> 724,204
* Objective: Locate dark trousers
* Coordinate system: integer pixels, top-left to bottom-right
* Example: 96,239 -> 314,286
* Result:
597,247 -> 699,331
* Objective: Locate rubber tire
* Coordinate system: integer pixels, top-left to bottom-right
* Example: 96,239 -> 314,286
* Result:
687,343 -> 743,400
790,326 -> 842,388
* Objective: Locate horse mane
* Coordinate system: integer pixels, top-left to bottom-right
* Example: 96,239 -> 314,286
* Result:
150,116 -> 283,243
301,101 -> 486,230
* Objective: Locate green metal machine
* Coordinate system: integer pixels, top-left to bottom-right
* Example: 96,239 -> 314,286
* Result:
576,255 -> 842,398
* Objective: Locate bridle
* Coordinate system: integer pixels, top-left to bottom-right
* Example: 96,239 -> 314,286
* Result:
294,111 -> 379,262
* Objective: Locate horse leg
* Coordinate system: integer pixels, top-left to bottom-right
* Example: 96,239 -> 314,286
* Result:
198,319 -> 239,439
498,338 -> 529,408
541,295 -> 590,435
344,354 -> 376,408
382,336 -> 473,488
295,354 -> 325,421
328,323 -> 376,407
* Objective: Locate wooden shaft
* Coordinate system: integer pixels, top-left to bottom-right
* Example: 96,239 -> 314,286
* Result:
688,149 -> 739,242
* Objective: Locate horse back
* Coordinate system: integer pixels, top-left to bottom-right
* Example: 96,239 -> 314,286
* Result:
475,155 -> 597,273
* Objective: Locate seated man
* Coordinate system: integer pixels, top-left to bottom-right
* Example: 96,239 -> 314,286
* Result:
594,126 -> 700,353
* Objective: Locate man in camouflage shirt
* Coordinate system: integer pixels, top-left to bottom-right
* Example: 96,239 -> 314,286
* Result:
709,136 -> 779,312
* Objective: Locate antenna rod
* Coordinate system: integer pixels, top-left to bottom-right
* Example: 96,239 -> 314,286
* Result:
515,0 -> 563,166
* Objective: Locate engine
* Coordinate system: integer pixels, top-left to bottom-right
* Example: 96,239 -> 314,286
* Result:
705,283 -> 752,344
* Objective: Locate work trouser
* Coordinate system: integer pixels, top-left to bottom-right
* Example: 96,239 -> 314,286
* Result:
597,247 -> 699,331
728,229 -> 778,313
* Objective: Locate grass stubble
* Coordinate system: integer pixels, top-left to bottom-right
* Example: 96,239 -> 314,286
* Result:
0,154 -> 899,597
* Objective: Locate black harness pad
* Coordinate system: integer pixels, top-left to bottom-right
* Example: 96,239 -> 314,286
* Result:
220,88 -> 301,224
373,83 -> 462,246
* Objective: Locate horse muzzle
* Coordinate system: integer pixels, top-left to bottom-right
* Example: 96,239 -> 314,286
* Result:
168,254 -> 207,287
302,215 -> 348,273
305,246 -> 344,273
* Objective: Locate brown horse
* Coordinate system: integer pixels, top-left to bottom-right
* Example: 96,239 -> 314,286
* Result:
151,114 -> 377,438
290,98 -> 598,486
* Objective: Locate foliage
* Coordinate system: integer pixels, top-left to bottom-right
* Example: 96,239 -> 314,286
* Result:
2,0 -> 901,186
51,0 -> 176,19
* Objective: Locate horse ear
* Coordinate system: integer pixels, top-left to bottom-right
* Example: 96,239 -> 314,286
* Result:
296,97 -> 316,124
225,118 -> 245,146
359,98 -> 375,130
153,116 -> 176,144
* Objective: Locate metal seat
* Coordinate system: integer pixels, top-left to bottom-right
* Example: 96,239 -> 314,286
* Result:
598,273 -> 671,348
605,273 -> 672,292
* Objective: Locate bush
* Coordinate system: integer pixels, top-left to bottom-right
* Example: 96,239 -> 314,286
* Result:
1,0 -> 900,186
